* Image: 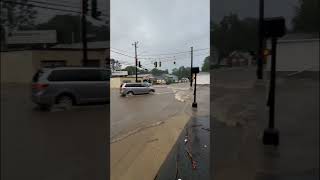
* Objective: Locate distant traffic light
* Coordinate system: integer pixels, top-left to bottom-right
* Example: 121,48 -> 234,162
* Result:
82,0 -> 89,14
154,61 -> 157,68
173,61 -> 176,65
159,61 -> 161,67
138,61 -> 141,67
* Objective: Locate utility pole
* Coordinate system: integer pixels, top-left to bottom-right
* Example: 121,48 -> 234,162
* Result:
132,41 -> 138,82
82,0 -> 88,66
257,0 -> 264,79
190,46 -> 193,87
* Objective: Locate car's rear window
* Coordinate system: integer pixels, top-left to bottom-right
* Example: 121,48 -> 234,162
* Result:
32,70 -> 44,82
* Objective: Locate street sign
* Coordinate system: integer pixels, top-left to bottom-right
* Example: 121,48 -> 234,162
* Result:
6,30 -> 57,44
191,67 -> 199,74
263,17 -> 286,38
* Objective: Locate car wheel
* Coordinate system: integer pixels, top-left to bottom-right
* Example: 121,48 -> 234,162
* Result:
149,90 -> 155,94
127,91 -> 134,96
56,95 -> 73,109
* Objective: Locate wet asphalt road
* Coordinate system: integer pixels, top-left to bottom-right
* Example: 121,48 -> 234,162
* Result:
1,84 -> 108,180
110,86 -> 185,140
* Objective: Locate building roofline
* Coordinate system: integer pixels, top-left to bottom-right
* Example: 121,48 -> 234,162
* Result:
278,38 -> 320,43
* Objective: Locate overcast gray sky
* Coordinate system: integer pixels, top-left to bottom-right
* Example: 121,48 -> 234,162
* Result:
110,0 -> 210,72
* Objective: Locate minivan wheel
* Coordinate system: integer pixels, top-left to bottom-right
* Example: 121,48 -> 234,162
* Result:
127,91 -> 134,96
56,95 -> 73,109
149,90 -> 155,94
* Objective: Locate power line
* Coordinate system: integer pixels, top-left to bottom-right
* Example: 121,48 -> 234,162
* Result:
28,0 -> 81,10
110,50 -> 135,58
138,48 -> 209,57
110,47 -> 134,55
2,0 -> 109,18
3,0 -> 81,13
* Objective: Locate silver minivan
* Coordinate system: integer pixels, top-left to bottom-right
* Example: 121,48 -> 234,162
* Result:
32,67 -> 110,109
120,83 -> 155,96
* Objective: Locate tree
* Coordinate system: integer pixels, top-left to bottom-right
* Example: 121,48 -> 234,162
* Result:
122,66 -> 149,75
172,66 -> 191,80
122,66 -> 136,75
1,0 -> 37,30
150,68 -> 168,76
36,15 -> 109,44
292,0 -> 320,32
110,59 -> 122,71
202,56 -> 210,72
211,14 -> 258,61
1,0 -> 37,49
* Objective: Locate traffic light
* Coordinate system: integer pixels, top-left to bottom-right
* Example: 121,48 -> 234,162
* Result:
82,0 -> 89,14
154,61 -> 157,68
173,61 -> 176,65
159,61 -> 161,67
138,61 -> 141,67
91,0 -> 101,19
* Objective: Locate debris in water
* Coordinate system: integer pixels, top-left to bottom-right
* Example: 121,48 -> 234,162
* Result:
201,127 -> 211,132
191,124 -> 202,128
147,138 -> 159,143
185,150 -> 197,170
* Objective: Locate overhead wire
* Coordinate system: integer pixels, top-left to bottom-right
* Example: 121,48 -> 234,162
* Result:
2,0 -> 109,18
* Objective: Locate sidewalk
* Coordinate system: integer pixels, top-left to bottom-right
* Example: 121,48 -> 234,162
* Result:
212,69 -> 319,179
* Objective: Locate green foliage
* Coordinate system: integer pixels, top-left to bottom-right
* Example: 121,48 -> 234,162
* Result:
201,56 -> 210,72
172,66 -> 191,80
122,66 -> 136,75
150,68 -> 168,76
211,14 -> 258,61
1,0 -> 37,48
36,15 -> 109,44
292,0 -> 320,32
1,0 -> 37,30
122,66 -> 150,75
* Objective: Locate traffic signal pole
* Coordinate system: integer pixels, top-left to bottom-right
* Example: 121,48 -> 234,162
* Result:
133,41 -> 138,82
257,0 -> 264,79
190,47 -> 193,87
269,37 -> 277,129
82,0 -> 88,66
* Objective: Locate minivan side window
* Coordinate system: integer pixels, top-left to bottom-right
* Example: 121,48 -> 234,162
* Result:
48,70 -> 75,81
125,84 -> 133,87
48,69 -> 104,81
80,69 -> 101,81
